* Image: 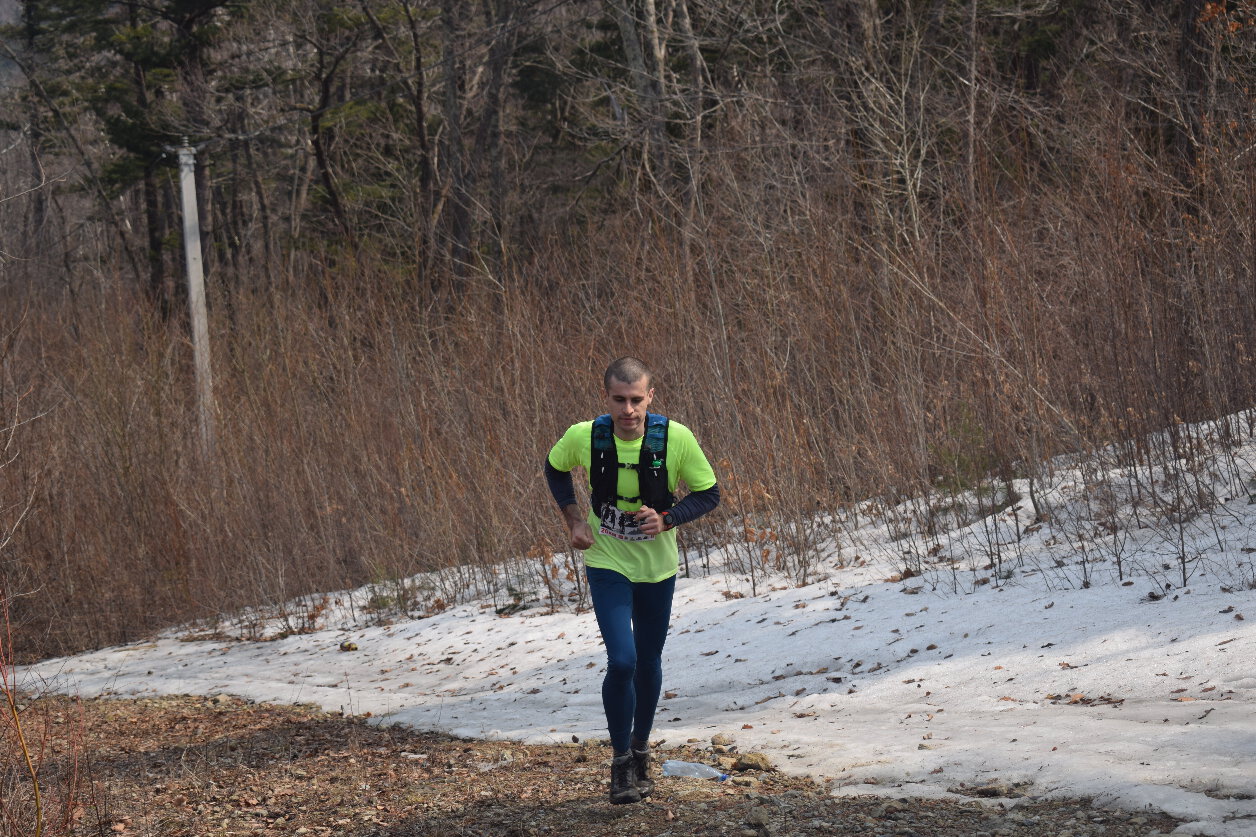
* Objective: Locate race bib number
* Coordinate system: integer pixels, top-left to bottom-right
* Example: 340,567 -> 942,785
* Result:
598,504 -> 653,541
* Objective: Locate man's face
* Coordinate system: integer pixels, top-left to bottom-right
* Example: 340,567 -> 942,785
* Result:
604,375 -> 654,440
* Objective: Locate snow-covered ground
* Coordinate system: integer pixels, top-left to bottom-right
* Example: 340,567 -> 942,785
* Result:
19,426 -> 1256,836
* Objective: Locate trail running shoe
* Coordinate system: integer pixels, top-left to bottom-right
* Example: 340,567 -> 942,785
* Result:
609,753 -> 643,805
631,745 -> 654,797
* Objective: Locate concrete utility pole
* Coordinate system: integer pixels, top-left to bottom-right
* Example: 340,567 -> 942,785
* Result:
176,138 -> 215,456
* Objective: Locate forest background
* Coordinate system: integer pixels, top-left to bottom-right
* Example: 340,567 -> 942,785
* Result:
1,0 -> 1254,663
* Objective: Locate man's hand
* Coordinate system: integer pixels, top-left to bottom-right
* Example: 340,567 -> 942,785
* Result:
561,504 -> 594,549
569,520 -> 595,550
633,506 -> 668,537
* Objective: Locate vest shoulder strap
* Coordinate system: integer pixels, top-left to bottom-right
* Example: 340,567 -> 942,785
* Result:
591,413 -> 669,455
589,413 -> 672,511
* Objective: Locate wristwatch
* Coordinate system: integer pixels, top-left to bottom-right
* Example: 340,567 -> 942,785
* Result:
661,510 -> 675,531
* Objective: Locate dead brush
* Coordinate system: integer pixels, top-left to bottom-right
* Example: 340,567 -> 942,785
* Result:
1,589 -> 90,837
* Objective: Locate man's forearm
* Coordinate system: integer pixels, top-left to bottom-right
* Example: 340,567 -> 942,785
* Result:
666,483 -> 720,526
560,502 -> 585,528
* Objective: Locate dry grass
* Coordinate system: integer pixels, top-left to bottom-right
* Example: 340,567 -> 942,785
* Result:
6,148 -> 1256,661
3,2 -> 1256,662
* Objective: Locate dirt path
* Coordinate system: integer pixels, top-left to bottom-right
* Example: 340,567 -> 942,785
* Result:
7,693 -> 1181,836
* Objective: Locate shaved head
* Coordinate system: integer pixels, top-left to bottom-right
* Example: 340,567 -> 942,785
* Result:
604,357 -> 652,391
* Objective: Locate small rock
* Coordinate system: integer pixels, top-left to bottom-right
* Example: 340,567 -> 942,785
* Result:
734,752 -> 774,772
746,808 -> 771,827
712,733 -> 735,746
970,782 -> 1012,798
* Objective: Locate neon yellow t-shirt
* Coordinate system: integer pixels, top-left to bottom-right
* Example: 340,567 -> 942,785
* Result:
547,417 -> 717,583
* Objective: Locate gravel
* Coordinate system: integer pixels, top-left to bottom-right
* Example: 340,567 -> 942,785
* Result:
7,693 -> 1183,836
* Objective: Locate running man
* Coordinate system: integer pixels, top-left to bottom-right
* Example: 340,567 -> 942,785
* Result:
544,357 -> 721,804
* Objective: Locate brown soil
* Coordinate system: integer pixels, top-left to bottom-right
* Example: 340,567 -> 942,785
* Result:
6,693 -> 1182,836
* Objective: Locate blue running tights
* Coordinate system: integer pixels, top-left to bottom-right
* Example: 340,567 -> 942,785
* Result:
585,567 -> 676,754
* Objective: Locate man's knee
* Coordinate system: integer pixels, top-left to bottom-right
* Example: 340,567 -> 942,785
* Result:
635,654 -> 662,676
606,652 -> 637,679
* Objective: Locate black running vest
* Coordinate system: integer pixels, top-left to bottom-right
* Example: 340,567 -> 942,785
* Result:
589,413 -> 674,514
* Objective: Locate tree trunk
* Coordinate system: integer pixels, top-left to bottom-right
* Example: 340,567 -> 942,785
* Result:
310,41 -> 357,247
441,0 -> 472,278
474,0 -> 519,269
357,0 -> 436,284
1175,0 -> 1207,176
610,0 -> 667,180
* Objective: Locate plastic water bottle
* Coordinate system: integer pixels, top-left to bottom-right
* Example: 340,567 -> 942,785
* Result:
661,759 -> 729,781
